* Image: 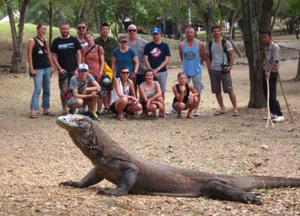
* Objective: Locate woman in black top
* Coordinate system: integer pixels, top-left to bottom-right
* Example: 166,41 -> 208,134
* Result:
172,72 -> 199,118
27,22 -> 54,118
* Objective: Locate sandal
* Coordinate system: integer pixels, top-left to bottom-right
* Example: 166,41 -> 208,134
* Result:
232,111 -> 240,117
43,112 -> 55,116
29,114 -> 38,119
214,110 -> 225,116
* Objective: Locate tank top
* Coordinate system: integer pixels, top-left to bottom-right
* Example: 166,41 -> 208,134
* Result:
32,37 -> 50,69
110,78 -> 131,105
182,39 -> 201,76
172,83 -> 190,104
141,81 -> 157,99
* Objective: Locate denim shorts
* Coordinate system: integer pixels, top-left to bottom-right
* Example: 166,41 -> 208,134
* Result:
155,70 -> 168,93
187,73 -> 204,92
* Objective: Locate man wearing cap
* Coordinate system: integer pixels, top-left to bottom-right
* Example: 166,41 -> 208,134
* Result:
144,27 -> 171,99
66,63 -> 100,120
178,25 -> 206,117
127,24 -> 148,89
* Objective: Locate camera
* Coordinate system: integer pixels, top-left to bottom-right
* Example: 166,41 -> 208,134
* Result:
221,63 -> 229,73
59,70 -> 68,81
97,89 -> 106,97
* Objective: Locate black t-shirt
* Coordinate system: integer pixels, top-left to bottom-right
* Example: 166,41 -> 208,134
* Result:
143,41 -> 171,72
50,36 -> 81,72
32,37 -> 50,69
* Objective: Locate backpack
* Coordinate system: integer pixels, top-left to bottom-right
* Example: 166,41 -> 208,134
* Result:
208,39 -> 230,63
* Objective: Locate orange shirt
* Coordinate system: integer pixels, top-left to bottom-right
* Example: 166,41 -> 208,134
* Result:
81,45 -> 104,77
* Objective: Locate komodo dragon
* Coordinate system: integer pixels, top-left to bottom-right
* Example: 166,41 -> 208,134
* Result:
56,114 -> 300,204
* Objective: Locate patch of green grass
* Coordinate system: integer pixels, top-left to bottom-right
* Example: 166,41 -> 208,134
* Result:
0,22 -> 76,43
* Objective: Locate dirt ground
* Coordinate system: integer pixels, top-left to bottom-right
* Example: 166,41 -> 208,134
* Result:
0,44 -> 300,215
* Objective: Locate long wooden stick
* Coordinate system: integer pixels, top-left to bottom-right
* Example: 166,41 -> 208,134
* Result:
266,78 -> 274,128
277,73 -> 296,124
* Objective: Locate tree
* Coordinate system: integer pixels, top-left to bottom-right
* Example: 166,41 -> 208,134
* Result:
294,52 -> 300,81
239,0 -> 273,108
2,0 -> 30,73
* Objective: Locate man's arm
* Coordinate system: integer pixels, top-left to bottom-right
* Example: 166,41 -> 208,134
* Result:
178,42 -> 183,62
199,42 -> 206,64
153,56 -> 170,74
52,52 -> 64,75
144,55 -> 152,70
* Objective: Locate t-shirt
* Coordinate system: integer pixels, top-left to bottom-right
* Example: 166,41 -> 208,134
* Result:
95,36 -> 119,67
68,73 -> 95,97
128,37 -> 147,74
113,48 -> 137,77
143,41 -> 171,72
51,36 -> 81,72
81,45 -> 104,77
264,42 -> 280,73
205,40 -> 233,71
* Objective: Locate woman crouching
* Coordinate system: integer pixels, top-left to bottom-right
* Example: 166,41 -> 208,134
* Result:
139,69 -> 165,118
110,67 -> 142,121
172,72 -> 199,118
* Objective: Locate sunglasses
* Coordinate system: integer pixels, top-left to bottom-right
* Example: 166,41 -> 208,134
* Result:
121,71 -> 129,74
152,33 -> 159,35
128,29 -> 137,32
78,26 -> 86,30
120,40 -> 128,43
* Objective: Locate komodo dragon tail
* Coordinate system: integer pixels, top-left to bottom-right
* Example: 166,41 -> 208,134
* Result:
234,175 -> 300,190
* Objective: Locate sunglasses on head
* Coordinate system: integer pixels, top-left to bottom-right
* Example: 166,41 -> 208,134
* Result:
78,26 -> 85,30
128,29 -> 137,32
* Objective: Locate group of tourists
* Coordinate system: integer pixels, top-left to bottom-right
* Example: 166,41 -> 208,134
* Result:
27,20 -> 285,122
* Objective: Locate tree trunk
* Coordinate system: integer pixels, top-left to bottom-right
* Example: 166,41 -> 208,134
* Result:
48,0 -> 53,43
239,0 -> 273,108
271,0 -> 281,31
93,0 -> 100,34
5,0 -> 30,73
294,52 -> 300,81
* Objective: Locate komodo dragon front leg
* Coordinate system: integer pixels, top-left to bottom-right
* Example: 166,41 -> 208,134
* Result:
60,168 -> 104,188
96,158 -> 139,196
201,180 -> 262,205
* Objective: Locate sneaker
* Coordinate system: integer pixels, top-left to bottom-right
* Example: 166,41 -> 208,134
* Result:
270,113 -> 278,119
272,116 -> 285,122
89,112 -> 99,121
166,108 -> 176,115
192,109 -> 201,117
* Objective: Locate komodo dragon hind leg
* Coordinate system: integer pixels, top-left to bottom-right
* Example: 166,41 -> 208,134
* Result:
97,160 -> 139,196
60,168 -> 104,188
201,180 -> 262,205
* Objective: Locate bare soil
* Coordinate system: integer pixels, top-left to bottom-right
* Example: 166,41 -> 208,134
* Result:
0,41 -> 299,215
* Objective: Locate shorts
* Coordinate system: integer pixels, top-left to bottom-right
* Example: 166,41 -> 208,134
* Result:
66,97 -> 89,108
187,73 -> 204,92
155,70 -> 168,93
58,71 -> 74,91
209,69 -> 233,94
109,102 -> 128,114
136,74 -> 145,86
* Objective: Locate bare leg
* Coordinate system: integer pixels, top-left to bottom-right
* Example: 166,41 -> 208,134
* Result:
215,93 -> 225,112
60,168 -> 103,188
228,91 -> 238,113
201,180 -> 261,205
60,93 -> 68,114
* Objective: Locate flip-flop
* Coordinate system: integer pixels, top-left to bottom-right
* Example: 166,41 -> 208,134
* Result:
232,111 -> 240,117
214,111 -> 225,116
43,112 -> 55,116
29,114 -> 38,119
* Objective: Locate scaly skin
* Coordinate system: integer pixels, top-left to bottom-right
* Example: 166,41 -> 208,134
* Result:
57,115 -> 300,204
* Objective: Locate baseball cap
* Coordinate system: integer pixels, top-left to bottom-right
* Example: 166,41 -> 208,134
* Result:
118,34 -> 128,42
151,27 -> 161,34
78,63 -> 89,71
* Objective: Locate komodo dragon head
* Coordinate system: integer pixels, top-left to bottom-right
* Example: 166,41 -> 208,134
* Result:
56,114 -> 103,158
